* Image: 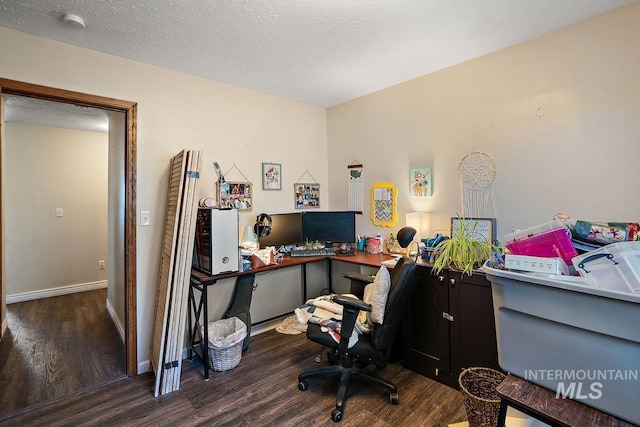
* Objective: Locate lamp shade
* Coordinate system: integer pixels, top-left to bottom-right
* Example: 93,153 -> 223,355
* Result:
406,212 -> 430,240
396,226 -> 417,248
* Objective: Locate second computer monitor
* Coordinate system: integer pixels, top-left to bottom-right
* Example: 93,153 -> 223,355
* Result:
301,211 -> 356,244
258,212 -> 303,249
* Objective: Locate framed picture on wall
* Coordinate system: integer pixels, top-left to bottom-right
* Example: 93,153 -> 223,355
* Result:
217,181 -> 253,211
410,167 -> 432,197
262,163 -> 281,190
450,217 -> 496,243
294,183 -> 320,209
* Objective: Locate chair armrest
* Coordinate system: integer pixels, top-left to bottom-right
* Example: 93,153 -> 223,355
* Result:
333,294 -> 371,313
342,272 -> 375,299
330,295 -> 370,352
342,272 -> 375,285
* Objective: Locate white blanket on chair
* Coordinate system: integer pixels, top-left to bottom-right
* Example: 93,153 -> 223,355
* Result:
294,294 -> 371,348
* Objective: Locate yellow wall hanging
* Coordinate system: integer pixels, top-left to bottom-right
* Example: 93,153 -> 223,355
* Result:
370,181 -> 398,227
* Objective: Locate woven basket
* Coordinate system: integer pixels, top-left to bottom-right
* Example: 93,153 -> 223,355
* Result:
207,340 -> 243,372
458,367 -> 506,427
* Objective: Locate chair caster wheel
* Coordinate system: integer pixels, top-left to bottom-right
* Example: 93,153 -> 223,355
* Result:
390,392 -> 399,404
331,408 -> 343,422
298,380 -> 308,391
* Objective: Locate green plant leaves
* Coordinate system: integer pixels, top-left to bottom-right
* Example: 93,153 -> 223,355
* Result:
430,217 -> 497,276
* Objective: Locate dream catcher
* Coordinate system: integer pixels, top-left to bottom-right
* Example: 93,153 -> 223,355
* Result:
457,152 -> 496,217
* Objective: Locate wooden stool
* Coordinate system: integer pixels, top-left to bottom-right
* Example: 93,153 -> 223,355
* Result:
496,374 -> 635,427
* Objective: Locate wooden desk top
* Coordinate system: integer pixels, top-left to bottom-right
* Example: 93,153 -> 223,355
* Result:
497,374 -> 635,427
329,251 -> 392,268
191,251 -> 394,283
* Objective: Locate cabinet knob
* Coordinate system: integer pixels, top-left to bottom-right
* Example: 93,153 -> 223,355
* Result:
449,278 -> 456,286
438,275 -> 445,282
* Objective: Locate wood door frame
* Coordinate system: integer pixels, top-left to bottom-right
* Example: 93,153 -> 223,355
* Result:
0,78 -> 137,375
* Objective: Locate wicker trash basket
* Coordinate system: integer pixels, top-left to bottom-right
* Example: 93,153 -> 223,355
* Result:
202,317 -> 247,372
458,367 -> 506,427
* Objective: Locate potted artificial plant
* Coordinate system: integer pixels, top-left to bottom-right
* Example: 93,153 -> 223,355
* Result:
430,217 -> 497,276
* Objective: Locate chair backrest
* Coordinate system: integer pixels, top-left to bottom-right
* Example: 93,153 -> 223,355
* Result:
370,257 -> 417,351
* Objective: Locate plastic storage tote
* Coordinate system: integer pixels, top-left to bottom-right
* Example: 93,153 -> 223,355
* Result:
503,220 -> 578,267
483,263 -> 640,425
572,241 -> 640,293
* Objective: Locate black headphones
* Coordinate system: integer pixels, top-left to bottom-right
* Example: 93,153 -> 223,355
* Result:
254,213 -> 272,237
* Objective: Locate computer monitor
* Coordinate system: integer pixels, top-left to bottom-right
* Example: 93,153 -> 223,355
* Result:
301,211 -> 356,245
258,212 -> 303,249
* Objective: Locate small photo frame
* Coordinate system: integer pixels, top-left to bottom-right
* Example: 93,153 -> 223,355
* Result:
450,217 -> 496,243
410,167 -> 432,197
217,182 -> 253,211
262,162 -> 281,190
294,183 -> 320,209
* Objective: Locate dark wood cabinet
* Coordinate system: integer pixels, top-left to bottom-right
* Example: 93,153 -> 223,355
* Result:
402,264 -> 500,389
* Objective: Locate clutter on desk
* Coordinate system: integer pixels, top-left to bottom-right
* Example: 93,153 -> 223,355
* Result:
241,224 -> 259,250
249,247 -> 276,269
420,233 -> 448,259
367,235 -> 382,254
382,232 -> 406,255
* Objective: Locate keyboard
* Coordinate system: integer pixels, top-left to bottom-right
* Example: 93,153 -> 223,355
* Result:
290,248 -> 336,257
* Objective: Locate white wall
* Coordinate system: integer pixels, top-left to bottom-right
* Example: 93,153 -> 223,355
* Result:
0,26 -> 328,371
108,111 -> 127,339
5,123 -> 108,295
327,2 -> 640,241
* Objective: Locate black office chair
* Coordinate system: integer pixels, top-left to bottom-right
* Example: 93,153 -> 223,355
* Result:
298,227 -> 417,422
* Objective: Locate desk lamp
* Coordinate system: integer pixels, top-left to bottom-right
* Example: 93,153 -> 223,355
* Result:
396,226 -> 417,258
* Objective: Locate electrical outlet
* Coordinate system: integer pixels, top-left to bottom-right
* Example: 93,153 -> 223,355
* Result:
99,260 -> 106,269
56,208 -> 63,217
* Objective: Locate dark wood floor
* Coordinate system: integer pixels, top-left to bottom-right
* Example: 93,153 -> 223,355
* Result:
1,325 -> 468,426
0,289 -> 125,419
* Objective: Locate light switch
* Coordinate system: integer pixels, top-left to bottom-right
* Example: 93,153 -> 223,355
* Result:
56,208 -> 63,217
141,211 -> 151,226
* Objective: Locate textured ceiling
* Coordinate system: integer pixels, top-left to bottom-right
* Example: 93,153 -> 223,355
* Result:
0,0 -> 634,131
0,0 -> 634,108
2,94 -> 109,133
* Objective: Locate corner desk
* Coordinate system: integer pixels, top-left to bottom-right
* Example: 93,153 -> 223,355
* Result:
188,252 -> 392,380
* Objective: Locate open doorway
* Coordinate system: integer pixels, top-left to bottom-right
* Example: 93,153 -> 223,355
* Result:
0,79 -> 137,415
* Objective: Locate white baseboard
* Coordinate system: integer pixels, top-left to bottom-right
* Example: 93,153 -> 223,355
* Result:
138,360 -> 151,375
6,280 -> 108,304
106,298 -> 125,343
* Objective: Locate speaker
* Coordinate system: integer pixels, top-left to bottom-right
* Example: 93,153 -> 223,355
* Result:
254,213 -> 272,237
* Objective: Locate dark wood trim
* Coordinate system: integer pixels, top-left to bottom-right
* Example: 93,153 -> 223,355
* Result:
0,78 -> 137,375
124,103 -> 137,375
